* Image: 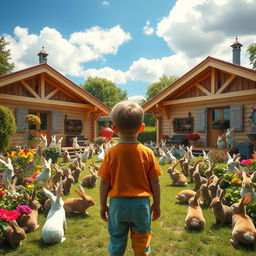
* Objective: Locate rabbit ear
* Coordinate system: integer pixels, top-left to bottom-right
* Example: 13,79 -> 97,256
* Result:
219,189 -> 226,202
194,189 -> 202,201
47,158 -> 52,165
9,220 -> 17,230
42,156 -> 47,164
56,183 -> 62,198
227,152 -> 232,160
250,172 -> 256,181
78,184 -> 86,195
7,158 -> 12,165
242,171 -> 248,179
0,159 -> 7,166
23,191 -> 31,201
31,188 -> 36,200
240,193 -> 252,206
43,188 -> 56,202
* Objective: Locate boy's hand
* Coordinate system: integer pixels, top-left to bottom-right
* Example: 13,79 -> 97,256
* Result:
100,205 -> 109,222
151,203 -> 161,221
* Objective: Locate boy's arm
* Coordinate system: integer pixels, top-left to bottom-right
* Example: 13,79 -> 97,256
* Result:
99,177 -> 111,222
149,177 -> 161,221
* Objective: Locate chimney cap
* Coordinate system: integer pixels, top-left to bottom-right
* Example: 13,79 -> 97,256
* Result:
37,47 -> 48,56
231,37 -> 243,47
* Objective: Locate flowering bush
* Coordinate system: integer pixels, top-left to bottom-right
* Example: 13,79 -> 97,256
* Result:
187,133 -> 200,140
208,149 -> 228,163
25,114 -> 41,125
16,205 -> 32,215
28,133 -> 43,141
212,119 -> 230,125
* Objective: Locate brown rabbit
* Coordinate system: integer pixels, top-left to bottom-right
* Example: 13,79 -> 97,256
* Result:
188,161 -> 201,183
71,166 -> 82,183
176,190 -> 196,204
179,154 -> 190,177
200,183 -> 211,206
63,169 -> 75,195
208,175 -> 223,200
52,164 -> 64,185
210,189 -> 232,225
63,150 -> 71,163
89,161 -> 100,172
167,161 -> 188,186
19,189 -> 41,232
193,163 -> 208,190
185,190 -> 205,230
64,185 -> 95,216
204,161 -> 216,179
81,166 -> 98,188
230,193 -> 256,246
4,220 -> 26,248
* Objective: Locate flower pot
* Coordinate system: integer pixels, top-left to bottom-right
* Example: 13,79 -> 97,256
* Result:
28,139 -> 40,149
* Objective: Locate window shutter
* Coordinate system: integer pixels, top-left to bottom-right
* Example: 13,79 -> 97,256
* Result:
195,108 -> 206,132
16,108 -> 28,131
230,104 -> 243,131
51,111 -> 62,132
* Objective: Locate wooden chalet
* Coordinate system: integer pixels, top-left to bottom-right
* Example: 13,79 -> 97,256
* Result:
143,54 -> 256,149
0,49 -> 111,147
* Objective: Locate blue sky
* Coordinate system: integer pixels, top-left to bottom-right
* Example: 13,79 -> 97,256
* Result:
1,0 -> 256,102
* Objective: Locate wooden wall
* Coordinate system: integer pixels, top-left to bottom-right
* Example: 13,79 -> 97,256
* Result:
0,99 -> 95,147
160,95 -> 255,146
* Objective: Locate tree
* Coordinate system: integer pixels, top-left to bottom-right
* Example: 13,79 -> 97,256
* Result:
146,74 -> 179,100
80,77 -> 127,108
247,43 -> 256,70
0,36 -> 14,75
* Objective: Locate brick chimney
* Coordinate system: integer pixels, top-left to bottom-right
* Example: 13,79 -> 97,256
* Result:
230,37 -> 242,65
37,47 -> 48,64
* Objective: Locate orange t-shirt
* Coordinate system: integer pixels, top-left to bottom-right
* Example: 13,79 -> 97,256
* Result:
98,142 -> 162,197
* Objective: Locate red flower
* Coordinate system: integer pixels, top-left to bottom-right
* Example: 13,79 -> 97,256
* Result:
241,159 -> 253,165
0,190 -> 4,196
187,133 -> 200,140
0,209 -> 20,221
0,173 -> 2,177
23,177 -> 35,184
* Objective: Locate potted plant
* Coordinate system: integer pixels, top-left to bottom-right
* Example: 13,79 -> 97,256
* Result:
25,114 -> 42,149
212,120 -> 230,130
187,133 -> 200,146
42,147 -> 61,164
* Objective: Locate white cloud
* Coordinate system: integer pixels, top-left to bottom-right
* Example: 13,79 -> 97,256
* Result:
143,21 -> 154,35
83,67 -> 127,84
128,95 -> 146,104
102,1 -> 110,6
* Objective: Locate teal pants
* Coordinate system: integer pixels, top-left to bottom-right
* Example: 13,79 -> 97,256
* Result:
108,197 -> 151,256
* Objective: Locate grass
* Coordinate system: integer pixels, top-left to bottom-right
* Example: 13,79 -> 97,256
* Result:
0,156 -> 256,255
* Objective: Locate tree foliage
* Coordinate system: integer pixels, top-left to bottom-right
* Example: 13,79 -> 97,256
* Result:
247,43 -> 256,70
0,36 -> 14,75
80,77 -> 127,108
146,74 -> 179,100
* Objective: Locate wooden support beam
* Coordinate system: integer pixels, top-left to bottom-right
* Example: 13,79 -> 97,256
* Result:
40,73 -> 45,98
21,80 -> 40,98
163,88 -> 256,105
195,83 -> 211,96
0,93 -> 92,109
211,68 -> 216,94
161,106 -> 169,120
215,74 -> 236,94
45,88 -> 60,99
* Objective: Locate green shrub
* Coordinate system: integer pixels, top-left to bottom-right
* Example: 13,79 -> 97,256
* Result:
213,163 -> 227,177
42,147 -> 61,164
0,105 -> 16,153
138,127 -> 156,143
94,136 -> 106,145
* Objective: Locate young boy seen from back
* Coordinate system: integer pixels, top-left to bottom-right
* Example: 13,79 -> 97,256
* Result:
99,100 -> 162,256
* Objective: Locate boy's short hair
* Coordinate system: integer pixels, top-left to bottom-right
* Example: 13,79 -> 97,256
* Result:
111,100 -> 144,134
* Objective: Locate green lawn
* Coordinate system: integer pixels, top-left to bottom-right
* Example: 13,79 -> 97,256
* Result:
0,156 -> 255,256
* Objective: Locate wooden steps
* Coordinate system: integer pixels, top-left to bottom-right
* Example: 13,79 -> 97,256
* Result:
61,146 -> 86,158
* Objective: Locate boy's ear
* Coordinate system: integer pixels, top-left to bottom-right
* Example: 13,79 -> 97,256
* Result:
112,125 -> 119,134
138,123 -> 145,133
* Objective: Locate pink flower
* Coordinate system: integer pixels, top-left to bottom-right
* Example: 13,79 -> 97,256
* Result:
23,177 -> 35,184
241,159 -> 253,165
252,154 -> 256,159
0,209 -> 20,221
236,171 -> 249,176
16,205 -> 32,215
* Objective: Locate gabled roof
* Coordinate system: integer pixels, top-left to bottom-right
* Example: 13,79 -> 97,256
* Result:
143,56 -> 256,112
0,63 -> 111,114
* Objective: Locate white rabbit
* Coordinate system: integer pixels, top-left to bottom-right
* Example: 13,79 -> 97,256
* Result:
217,133 -> 226,149
178,145 -> 187,158
37,157 -> 52,184
96,145 -> 105,162
0,158 -> 14,183
165,146 -> 177,165
56,137 -> 63,150
49,135 -> 56,147
186,146 -> 195,163
158,148 -> 167,165
240,171 -> 256,199
42,183 -> 66,244
226,128 -> 236,149
81,146 -> 89,162
227,152 -> 239,173
72,137 -> 80,149
39,134 -> 47,149
160,140 -> 168,153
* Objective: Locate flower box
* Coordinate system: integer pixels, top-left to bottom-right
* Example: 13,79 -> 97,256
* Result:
212,123 -> 229,130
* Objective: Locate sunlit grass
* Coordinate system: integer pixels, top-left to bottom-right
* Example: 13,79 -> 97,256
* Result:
0,156 -> 255,255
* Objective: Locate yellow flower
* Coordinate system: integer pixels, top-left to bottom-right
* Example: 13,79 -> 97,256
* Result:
34,170 -> 40,174
232,178 -> 242,184
35,165 -> 42,169
27,184 -> 34,189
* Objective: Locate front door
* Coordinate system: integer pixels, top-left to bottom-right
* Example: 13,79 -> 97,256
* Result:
207,107 -> 230,147
28,111 -> 51,143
